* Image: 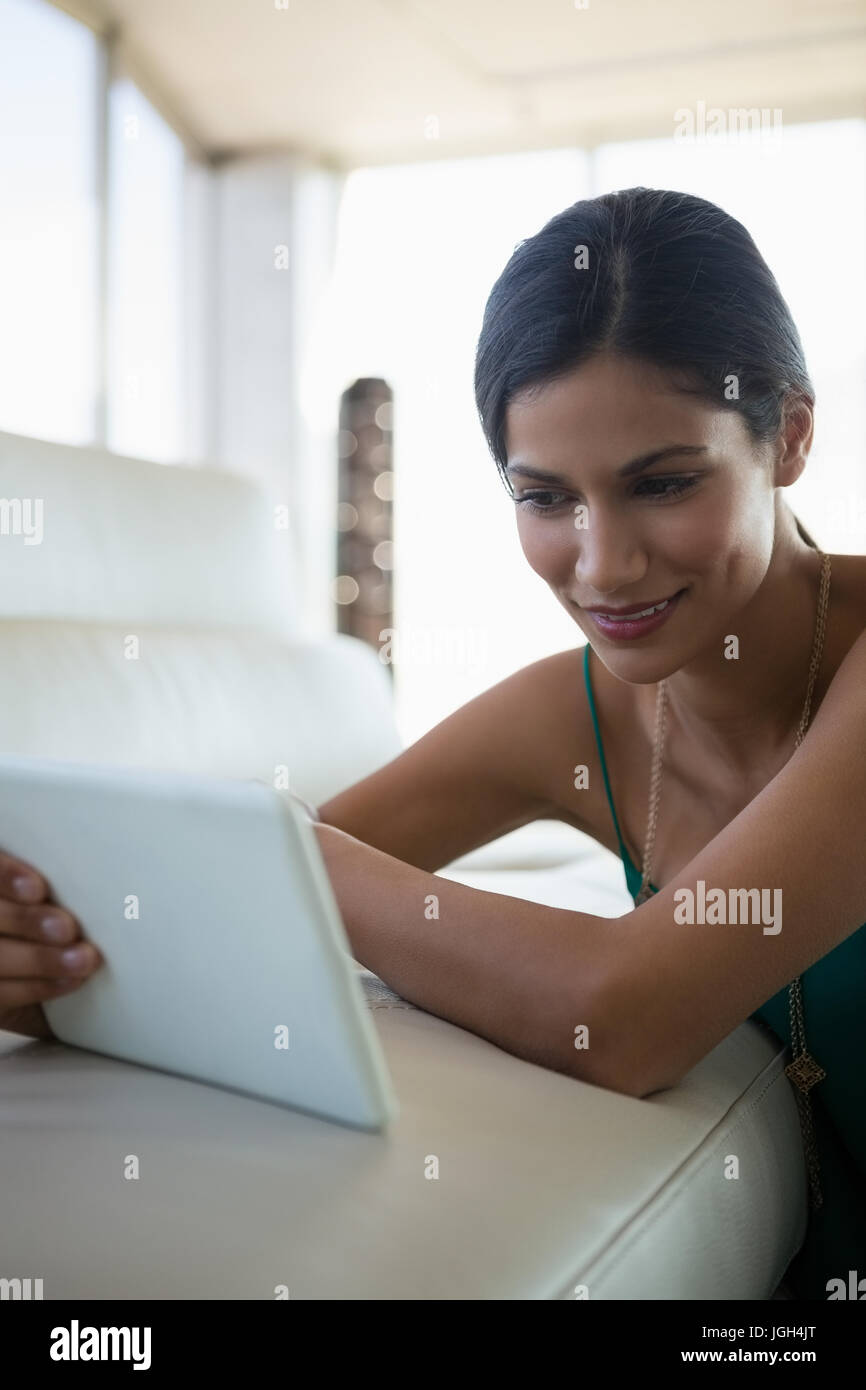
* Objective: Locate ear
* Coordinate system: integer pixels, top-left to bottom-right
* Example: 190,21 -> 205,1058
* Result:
772,392 -> 813,488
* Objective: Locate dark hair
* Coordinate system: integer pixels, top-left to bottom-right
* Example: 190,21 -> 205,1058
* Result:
474,186 -> 817,545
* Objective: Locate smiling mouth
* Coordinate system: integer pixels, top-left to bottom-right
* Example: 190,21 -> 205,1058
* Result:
586,586 -> 686,619
591,594 -> 679,621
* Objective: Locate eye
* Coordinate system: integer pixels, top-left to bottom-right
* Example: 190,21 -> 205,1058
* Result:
513,491 -> 571,515
514,474 -> 702,514
635,474 -> 700,500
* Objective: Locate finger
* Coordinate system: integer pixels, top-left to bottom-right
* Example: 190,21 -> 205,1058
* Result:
1,1003 -> 57,1040
0,900 -> 81,945
0,936 -> 101,980
0,851 -> 49,903
0,977 -> 88,1008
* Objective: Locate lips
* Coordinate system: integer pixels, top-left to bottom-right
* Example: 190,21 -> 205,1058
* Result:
583,589 -> 685,641
585,591 -> 681,618
594,594 -> 678,622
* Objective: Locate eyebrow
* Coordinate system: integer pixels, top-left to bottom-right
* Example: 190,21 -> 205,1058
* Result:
505,445 -> 709,485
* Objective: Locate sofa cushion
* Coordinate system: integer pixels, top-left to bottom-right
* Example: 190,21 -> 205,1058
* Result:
0,619 -> 401,804
0,981 -> 804,1299
0,428 -> 294,635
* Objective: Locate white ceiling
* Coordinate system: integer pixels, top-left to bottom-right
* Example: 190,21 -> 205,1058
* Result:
62,0 -> 866,167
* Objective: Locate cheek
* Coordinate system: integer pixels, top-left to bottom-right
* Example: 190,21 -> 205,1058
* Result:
516,517 -> 576,583
659,488 -> 762,568
669,487 -> 774,597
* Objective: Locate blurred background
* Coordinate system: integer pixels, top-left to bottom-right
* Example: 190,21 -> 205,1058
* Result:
2,0 -> 864,744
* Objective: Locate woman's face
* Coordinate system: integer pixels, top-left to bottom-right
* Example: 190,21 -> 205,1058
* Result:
504,353 -> 779,683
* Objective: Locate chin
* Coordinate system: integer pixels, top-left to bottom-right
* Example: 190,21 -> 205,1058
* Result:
605,656 -> 677,686
583,637 -> 685,685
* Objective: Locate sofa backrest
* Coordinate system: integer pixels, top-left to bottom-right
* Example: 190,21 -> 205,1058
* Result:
0,429 -> 402,803
0,429 -> 296,634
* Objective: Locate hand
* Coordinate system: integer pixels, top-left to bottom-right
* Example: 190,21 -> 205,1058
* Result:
0,850 -> 103,1040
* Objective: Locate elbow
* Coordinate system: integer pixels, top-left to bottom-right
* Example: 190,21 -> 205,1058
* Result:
600,1055 -> 660,1100
568,966 -> 682,1100
599,1048 -> 683,1101
536,911 -> 685,1099
616,1041 -> 685,1101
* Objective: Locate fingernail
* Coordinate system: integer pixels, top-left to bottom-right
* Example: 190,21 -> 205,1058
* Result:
42,915 -> 72,941
61,945 -> 93,970
13,875 -> 42,902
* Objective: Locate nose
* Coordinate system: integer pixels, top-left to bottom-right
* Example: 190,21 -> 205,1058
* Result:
572,507 -> 649,598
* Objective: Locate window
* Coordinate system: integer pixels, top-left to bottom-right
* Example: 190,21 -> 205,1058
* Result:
0,0 -> 211,462
0,0 -> 101,444
106,77 -> 186,462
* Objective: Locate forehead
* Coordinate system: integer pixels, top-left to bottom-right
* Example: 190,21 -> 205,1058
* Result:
504,355 -> 735,466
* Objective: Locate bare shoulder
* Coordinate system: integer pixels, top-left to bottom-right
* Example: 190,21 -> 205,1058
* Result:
316,641 -> 627,872
500,643 -> 638,856
815,551 -> 866,707
827,551 -> 866,628
447,642 -> 638,855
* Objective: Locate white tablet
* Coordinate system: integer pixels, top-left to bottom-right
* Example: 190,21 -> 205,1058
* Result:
0,754 -> 398,1132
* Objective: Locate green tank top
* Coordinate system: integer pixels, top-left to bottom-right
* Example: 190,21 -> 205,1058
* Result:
583,642 -> 866,1301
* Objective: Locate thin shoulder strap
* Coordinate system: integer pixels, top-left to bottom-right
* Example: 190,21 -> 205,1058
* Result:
582,643 -> 632,868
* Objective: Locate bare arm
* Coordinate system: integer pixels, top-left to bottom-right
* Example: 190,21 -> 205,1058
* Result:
317,649 -> 585,871
314,632 -> 866,1101
314,821 -> 629,1092
611,627 -> 866,1096
313,649 -> 636,1091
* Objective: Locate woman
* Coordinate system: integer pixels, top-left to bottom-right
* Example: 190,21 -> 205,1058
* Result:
1,188 -> 864,1300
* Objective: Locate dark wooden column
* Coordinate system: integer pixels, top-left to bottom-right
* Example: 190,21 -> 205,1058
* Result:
335,378 -> 394,672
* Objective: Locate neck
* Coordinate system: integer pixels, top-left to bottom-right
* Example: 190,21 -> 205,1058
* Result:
662,513 -> 826,776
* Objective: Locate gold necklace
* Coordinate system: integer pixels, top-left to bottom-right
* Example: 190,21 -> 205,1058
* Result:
635,549 -> 831,1210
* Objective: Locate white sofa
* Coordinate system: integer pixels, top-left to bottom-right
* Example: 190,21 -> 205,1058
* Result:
0,428 -> 805,1299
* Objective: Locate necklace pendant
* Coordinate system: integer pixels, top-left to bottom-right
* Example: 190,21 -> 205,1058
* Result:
785,1051 -> 827,1093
